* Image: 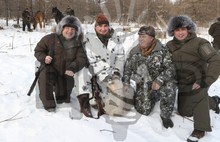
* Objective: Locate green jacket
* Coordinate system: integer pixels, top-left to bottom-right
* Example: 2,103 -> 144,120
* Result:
209,21 -> 220,49
167,33 -> 220,95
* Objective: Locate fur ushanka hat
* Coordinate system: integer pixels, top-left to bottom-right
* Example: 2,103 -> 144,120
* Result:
56,15 -> 83,39
167,15 -> 196,36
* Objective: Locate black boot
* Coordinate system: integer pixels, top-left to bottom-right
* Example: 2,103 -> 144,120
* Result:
160,116 -> 174,129
77,94 -> 93,118
212,96 -> 220,114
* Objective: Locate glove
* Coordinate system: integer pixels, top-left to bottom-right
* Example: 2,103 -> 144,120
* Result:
103,71 -> 120,82
113,71 -> 121,79
144,81 -> 152,91
148,90 -> 160,102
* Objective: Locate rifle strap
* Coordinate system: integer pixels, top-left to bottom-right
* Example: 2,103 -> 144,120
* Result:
40,33 -> 55,68
48,33 -> 56,58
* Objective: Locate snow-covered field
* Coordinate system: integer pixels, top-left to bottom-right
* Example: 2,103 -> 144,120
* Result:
0,19 -> 220,142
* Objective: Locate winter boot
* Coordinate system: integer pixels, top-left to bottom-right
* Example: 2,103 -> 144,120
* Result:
77,94 -> 93,118
211,96 -> 220,114
187,129 -> 205,142
160,116 -> 174,129
45,107 -> 56,112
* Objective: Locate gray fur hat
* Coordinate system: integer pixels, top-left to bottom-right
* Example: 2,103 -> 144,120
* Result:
56,15 -> 83,39
167,15 -> 196,36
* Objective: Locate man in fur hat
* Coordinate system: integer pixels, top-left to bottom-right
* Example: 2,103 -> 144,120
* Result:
166,15 -> 220,142
123,25 -> 177,129
34,16 -> 92,116
209,17 -> 220,52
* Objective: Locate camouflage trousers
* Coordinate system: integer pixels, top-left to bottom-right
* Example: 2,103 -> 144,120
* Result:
134,81 -> 177,118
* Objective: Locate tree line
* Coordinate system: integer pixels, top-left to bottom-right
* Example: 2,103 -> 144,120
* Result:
0,0 -> 219,28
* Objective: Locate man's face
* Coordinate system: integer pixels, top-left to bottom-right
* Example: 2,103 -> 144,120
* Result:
138,34 -> 154,48
173,27 -> 189,41
95,24 -> 109,35
62,26 -> 76,40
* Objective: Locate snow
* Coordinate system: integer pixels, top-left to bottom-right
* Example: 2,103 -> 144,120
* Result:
0,19 -> 220,142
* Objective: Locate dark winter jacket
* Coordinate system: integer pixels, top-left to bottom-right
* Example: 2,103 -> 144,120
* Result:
209,21 -> 220,50
22,10 -> 31,23
167,33 -> 220,95
34,33 -> 88,75
123,39 -> 176,87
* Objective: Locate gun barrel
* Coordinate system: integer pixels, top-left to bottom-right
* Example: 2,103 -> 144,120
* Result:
27,64 -> 45,96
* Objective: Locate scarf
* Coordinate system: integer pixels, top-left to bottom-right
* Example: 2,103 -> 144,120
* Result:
96,28 -> 114,47
139,39 -> 156,56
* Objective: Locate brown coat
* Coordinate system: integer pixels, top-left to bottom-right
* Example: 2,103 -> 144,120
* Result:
34,33 -> 88,75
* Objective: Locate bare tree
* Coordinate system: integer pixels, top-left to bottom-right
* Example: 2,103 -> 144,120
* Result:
4,0 -> 9,26
1,0 -> 220,28
114,0 -> 121,22
127,0 -> 136,22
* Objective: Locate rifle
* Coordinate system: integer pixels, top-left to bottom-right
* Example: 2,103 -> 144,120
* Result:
27,64 -> 45,96
90,75 -> 106,118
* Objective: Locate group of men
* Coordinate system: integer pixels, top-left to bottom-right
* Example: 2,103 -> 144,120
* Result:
34,13 -> 220,142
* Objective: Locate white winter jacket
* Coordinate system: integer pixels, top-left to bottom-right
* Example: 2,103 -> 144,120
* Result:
84,27 -> 125,82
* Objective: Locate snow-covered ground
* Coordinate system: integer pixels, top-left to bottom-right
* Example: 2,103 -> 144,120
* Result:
0,19 -> 220,142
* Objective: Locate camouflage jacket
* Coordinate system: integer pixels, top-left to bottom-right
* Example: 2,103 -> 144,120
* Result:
123,39 -> 176,87
84,28 -> 125,81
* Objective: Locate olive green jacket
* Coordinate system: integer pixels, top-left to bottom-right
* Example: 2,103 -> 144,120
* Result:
167,33 -> 220,95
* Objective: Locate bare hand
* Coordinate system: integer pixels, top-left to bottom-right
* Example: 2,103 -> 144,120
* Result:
65,70 -> 74,77
192,82 -> 200,90
151,81 -> 161,90
45,56 -> 53,64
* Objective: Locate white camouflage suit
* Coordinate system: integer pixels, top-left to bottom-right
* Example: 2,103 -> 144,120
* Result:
74,26 -> 125,101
